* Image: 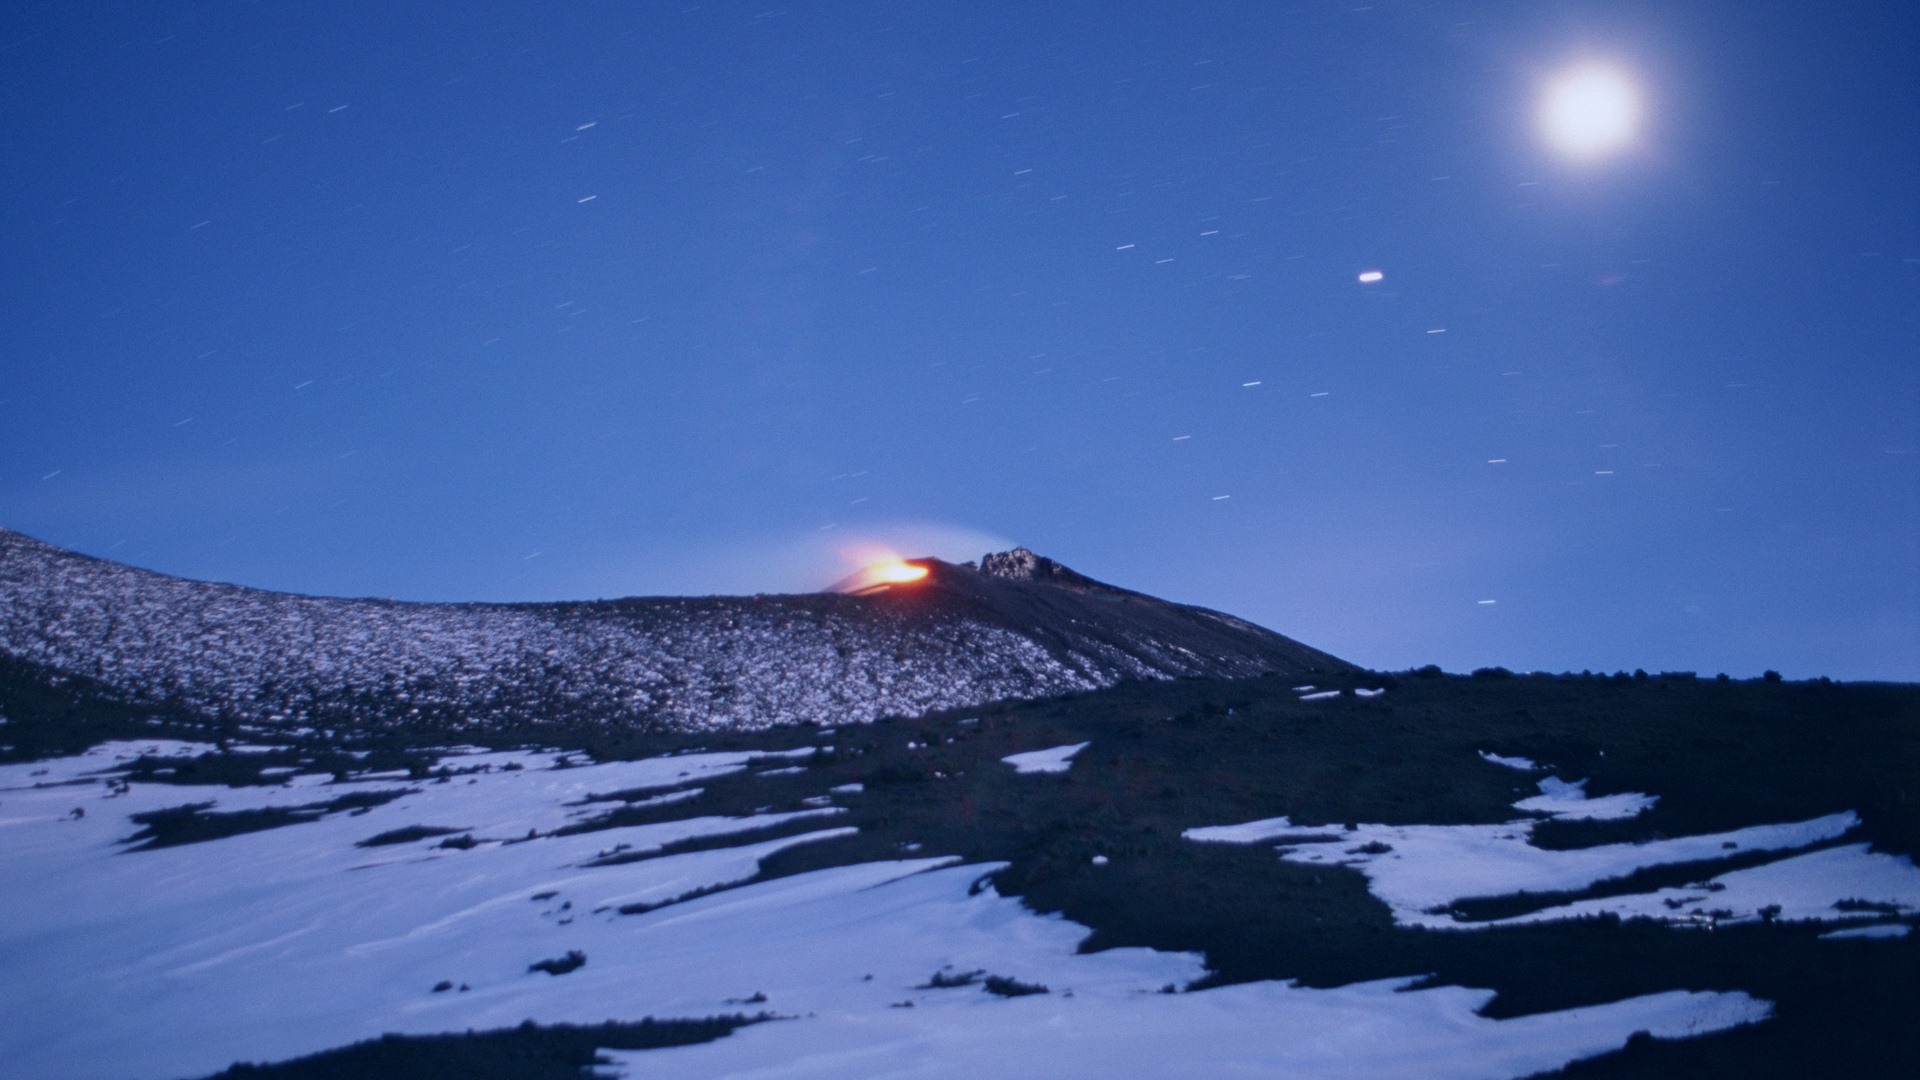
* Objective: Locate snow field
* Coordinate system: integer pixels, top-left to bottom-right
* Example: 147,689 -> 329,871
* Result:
1513,776 -> 1659,821
0,744 -> 838,1079
1187,755 -> 1920,930
607,975 -> 1766,1080
1487,843 -> 1920,929
1,741 -> 1782,1080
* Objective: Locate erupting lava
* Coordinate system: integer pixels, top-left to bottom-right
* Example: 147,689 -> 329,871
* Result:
872,561 -> 929,584
833,558 -> 932,595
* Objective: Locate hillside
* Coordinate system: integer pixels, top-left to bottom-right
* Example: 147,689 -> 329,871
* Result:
0,669 -> 1915,1079
0,529 -> 1348,738
1,530 -> 1914,1079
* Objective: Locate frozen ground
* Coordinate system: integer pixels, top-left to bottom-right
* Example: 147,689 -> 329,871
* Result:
1,741 -> 1775,1080
1512,776 -> 1659,821
1489,843 -> 1920,929
1188,753 -> 1920,930
606,979 -> 1764,1080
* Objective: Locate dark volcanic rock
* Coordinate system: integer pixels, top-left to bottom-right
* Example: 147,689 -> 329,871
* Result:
0,528 -> 1351,735
978,547 -> 1099,586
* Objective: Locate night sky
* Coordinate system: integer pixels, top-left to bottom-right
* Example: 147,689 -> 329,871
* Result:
3,2 -> 1915,680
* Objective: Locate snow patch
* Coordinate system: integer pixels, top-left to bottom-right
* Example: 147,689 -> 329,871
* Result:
1001,742 -> 1090,775
0,740 -> 219,790
1821,923 -> 1912,941
1184,816 -> 1297,844
1514,776 -> 1658,821
602,975 -> 1767,1080
1491,843 -> 1920,929
1189,810 -> 1859,929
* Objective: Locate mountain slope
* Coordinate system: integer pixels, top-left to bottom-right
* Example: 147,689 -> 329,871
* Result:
1,528 -> 1914,1078
0,529 -> 1349,736
2,670 -> 1914,1080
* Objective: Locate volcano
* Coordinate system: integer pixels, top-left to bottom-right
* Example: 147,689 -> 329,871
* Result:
1,528 -> 1915,1080
0,529 -> 1349,737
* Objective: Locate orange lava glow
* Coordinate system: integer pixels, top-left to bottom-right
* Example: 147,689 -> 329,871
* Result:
872,561 -> 930,584
831,554 -> 934,594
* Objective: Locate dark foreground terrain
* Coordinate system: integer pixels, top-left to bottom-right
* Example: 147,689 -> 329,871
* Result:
3,657 -> 1915,1078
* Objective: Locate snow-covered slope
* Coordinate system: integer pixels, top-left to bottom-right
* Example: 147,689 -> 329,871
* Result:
0,529 -> 1350,736
0,650 -> 1913,1077
0,740 -> 1778,1080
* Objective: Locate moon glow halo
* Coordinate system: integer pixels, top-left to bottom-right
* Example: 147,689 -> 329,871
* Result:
1540,65 -> 1640,160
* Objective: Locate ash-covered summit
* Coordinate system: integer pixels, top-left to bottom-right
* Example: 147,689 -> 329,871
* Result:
0,529 -> 1349,736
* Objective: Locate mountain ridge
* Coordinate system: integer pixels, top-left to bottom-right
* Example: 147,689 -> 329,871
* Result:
2,527 -> 1915,1079
0,528 -> 1350,736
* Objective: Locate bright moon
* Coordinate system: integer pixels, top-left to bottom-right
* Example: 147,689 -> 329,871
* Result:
1540,65 -> 1639,159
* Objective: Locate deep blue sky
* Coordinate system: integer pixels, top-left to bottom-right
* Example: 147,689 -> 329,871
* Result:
3,2 -> 1916,680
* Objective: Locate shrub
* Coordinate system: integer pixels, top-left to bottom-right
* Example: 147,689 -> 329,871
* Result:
982,975 -> 1049,998
357,825 -> 464,848
528,950 -> 586,976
